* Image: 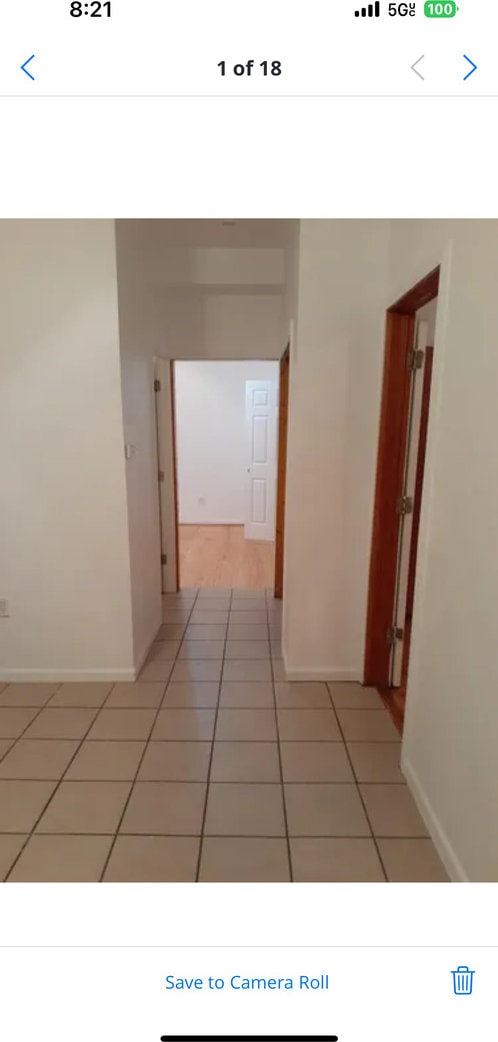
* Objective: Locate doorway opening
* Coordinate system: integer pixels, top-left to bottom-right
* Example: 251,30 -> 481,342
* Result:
364,267 -> 439,731
155,356 -> 290,594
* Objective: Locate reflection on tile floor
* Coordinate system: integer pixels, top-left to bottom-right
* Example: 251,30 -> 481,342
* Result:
0,588 -> 449,883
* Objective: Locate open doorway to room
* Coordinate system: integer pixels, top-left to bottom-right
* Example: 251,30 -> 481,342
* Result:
364,268 -> 439,731
155,358 -> 287,592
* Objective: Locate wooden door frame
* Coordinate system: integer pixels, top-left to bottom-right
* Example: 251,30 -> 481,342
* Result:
168,358 -> 283,593
404,343 -> 434,622
170,361 -> 180,591
400,342 -> 434,686
154,357 -> 180,593
274,344 -> 290,599
364,267 -> 439,687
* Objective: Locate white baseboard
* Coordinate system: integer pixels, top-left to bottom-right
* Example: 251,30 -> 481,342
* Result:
281,655 -> 362,683
179,520 -> 244,527
1,619 -> 160,685
401,754 -> 467,882
0,668 -> 136,683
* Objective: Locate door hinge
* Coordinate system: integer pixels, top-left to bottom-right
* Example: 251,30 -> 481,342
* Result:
395,495 -> 413,516
386,625 -> 404,647
158,469 -> 165,482
161,553 -> 167,565
408,349 -> 424,372
154,378 -> 161,392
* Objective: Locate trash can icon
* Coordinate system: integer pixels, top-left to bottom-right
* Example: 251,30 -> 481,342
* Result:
452,966 -> 475,995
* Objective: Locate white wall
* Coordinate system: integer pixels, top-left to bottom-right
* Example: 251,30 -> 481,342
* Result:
283,220 -> 390,679
115,236 -> 163,667
129,244 -> 285,287
387,220 -> 498,882
174,361 -> 279,524
111,285 -> 284,364
0,220 -> 134,681
114,223 -> 286,362
285,218 -> 498,881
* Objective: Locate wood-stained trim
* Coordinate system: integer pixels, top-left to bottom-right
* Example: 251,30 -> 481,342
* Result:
170,361 -> 180,592
274,346 -> 290,599
364,312 -> 415,686
405,344 -> 434,622
364,266 -> 440,694
390,267 -> 440,314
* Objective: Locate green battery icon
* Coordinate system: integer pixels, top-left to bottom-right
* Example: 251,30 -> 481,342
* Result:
424,1 -> 459,15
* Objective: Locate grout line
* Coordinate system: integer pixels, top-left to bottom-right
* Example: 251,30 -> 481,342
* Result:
0,778 -> 410,786
98,590 -> 201,881
326,683 -> 389,883
0,752 -> 10,768
0,831 -> 432,839
3,708 -> 394,717
0,739 -> 17,765
3,685 -> 118,882
194,589 -> 232,882
0,682 -> 64,746
3,599 -> 202,884
267,595 -> 293,883
0,688 -> 67,870
1,725 -> 400,733
0,733 -> 400,742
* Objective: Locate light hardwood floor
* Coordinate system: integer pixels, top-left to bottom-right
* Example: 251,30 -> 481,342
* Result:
179,524 -> 275,589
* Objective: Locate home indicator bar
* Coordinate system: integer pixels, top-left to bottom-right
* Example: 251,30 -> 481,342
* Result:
160,1036 -> 339,1040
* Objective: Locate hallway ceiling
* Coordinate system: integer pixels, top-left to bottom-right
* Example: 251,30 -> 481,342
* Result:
118,219 -> 296,248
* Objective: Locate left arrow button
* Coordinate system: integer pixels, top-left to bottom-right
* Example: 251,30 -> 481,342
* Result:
411,55 -> 425,80
20,54 -> 36,80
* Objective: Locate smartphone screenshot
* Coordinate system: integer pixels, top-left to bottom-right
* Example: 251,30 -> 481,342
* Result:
1,2 -> 497,1040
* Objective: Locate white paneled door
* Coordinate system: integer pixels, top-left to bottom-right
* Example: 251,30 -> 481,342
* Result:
244,380 -> 278,541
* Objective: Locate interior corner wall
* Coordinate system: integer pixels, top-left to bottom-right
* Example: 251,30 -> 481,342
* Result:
174,360 -> 279,525
283,219 -> 390,681
387,220 -> 498,882
113,223 -> 286,363
115,230 -> 163,670
0,219 -> 134,681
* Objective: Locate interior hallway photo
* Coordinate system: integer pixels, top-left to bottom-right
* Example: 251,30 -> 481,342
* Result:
2,218 -> 498,882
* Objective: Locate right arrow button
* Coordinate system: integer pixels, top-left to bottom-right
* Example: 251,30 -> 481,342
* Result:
463,55 -> 478,80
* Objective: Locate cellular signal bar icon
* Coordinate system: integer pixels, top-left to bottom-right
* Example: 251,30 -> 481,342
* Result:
355,1 -> 380,15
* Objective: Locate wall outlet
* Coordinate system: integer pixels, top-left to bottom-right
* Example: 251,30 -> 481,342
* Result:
0,599 -> 9,618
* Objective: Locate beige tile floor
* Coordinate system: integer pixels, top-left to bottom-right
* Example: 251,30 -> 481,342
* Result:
0,588 -> 448,883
